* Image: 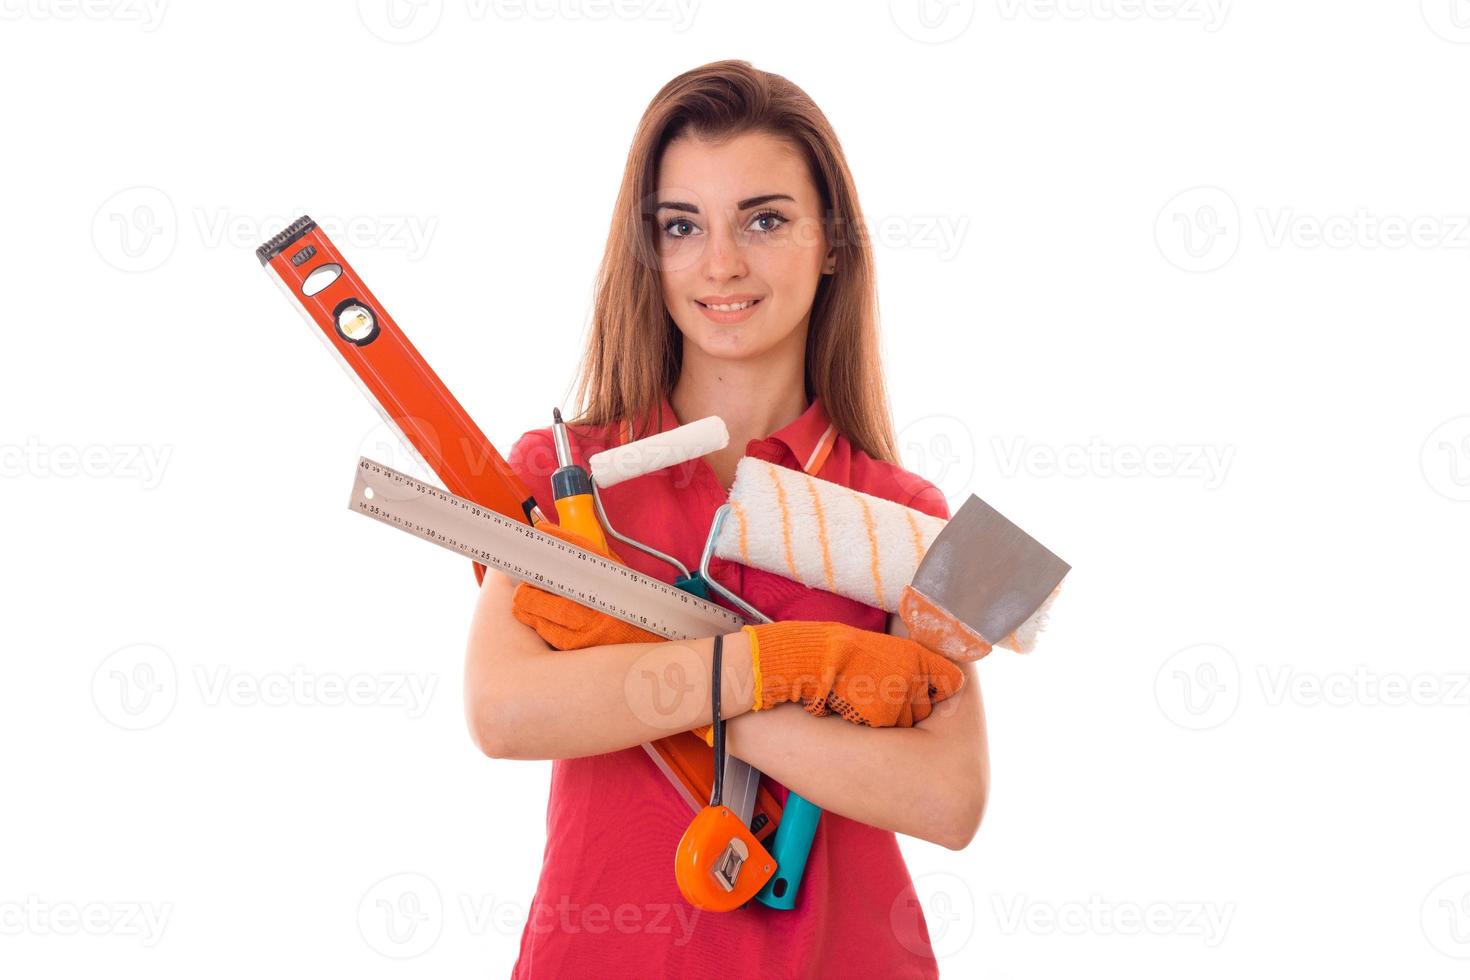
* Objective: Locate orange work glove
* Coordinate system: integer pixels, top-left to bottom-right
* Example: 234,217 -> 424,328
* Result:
510,522 -> 665,651
689,621 -> 966,741
743,621 -> 964,729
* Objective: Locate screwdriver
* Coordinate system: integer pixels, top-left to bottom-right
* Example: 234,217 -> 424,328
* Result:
549,407 -> 612,556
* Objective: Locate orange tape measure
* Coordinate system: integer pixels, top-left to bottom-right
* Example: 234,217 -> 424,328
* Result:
674,634 -> 776,912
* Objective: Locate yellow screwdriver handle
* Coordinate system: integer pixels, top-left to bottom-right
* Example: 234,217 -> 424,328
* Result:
554,492 -> 610,556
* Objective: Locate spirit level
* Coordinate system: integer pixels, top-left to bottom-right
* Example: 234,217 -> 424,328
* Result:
257,216 -> 539,526
259,217 -> 780,845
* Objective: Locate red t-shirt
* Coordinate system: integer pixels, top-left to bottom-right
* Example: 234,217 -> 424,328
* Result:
501,394 -> 952,979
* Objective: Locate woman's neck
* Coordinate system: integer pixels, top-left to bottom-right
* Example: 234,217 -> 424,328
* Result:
669,341 -> 809,489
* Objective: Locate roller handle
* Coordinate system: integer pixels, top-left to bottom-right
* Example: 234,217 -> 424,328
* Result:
755,794 -> 821,909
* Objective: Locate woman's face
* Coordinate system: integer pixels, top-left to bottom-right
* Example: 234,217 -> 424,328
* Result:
654,130 -> 832,364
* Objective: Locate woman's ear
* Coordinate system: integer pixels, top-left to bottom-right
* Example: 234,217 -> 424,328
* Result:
823,249 -> 836,275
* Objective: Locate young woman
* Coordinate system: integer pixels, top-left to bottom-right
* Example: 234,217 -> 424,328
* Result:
464,60 -> 989,979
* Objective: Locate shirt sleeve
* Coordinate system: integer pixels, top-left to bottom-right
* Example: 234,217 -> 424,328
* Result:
904,480 -> 951,521
506,427 -> 560,525
887,466 -> 952,522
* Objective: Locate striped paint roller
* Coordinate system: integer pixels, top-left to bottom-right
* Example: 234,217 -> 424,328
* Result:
714,457 -> 1057,657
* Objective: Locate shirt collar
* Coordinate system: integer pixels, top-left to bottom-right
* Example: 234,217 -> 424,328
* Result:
629,393 -> 839,476
762,395 -> 838,475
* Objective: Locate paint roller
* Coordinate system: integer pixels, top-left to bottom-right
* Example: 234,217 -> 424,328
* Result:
589,417 -> 1069,916
713,456 -> 1069,662
584,416 -> 730,599
589,414 -> 730,489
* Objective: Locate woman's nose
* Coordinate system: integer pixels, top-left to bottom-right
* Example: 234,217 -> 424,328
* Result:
701,220 -> 747,280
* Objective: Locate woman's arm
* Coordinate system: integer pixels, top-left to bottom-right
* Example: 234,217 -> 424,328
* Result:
717,658 -> 988,851
463,568 -> 756,759
465,572 -> 988,849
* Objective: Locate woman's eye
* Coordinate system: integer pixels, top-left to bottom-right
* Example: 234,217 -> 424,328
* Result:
750,210 -> 787,233
662,211 -> 785,239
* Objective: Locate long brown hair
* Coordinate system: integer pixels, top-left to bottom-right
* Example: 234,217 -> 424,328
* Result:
568,59 -> 900,464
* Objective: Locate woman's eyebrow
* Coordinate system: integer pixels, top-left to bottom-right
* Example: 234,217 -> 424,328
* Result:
654,193 -> 796,214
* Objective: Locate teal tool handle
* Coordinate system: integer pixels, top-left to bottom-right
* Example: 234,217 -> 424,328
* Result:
673,572 -> 710,599
755,792 -> 820,909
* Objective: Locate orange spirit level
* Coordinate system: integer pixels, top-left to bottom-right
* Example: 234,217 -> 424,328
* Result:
258,216 -> 781,847
257,216 -> 539,528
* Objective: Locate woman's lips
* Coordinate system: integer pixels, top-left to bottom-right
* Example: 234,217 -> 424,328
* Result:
696,297 -> 762,324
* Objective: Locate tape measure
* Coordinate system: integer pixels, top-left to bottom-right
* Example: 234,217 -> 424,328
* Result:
349,456 -> 746,639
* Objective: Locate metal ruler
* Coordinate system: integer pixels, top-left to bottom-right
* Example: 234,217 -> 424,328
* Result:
347,457 -> 762,822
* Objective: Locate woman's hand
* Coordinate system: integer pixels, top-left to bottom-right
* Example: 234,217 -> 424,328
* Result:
506,525 -> 964,741
743,621 -> 964,728
510,522 -> 665,650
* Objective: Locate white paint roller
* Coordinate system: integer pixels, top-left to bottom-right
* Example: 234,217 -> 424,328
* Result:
588,423 -> 1054,655
714,456 -> 945,610
713,457 -> 1054,654
587,415 -> 729,488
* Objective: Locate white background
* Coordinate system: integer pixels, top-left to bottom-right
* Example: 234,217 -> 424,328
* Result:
3,1 -> 1469,977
